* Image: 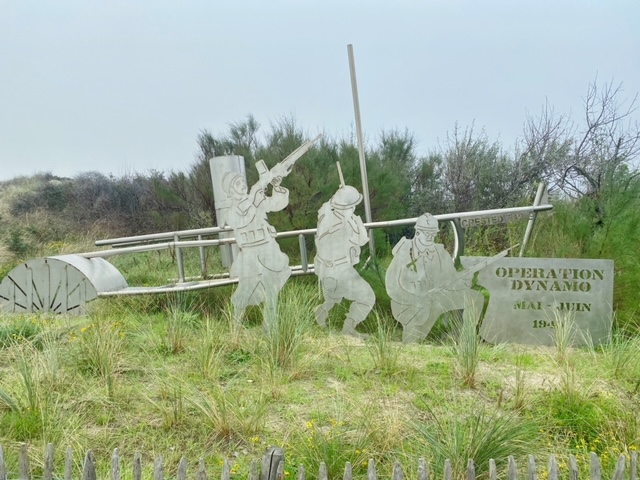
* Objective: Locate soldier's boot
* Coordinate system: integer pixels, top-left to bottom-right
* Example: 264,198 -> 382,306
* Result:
342,315 -> 369,339
402,326 -> 425,344
316,302 -> 335,327
231,297 -> 245,326
341,297 -> 374,338
262,293 -> 279,335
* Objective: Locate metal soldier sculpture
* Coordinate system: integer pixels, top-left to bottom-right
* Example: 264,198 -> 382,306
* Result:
314,181 -> 375,337
385,213 -> 485,343
223,170 -> 290,327
224,136 -> 321,329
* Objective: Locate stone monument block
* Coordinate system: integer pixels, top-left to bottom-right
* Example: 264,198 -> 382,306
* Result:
461,257 -> 614,346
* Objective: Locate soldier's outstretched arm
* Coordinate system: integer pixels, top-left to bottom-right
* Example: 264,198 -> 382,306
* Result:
264,186 -> 289,212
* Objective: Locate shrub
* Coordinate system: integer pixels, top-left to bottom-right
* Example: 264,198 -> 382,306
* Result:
412,403 -> 539,478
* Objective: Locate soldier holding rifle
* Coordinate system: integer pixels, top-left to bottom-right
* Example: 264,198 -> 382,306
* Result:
223,135 -> 321,329
386,213 -> 514,343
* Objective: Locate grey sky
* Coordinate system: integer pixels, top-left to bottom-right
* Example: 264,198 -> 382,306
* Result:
1,0 -> 638,181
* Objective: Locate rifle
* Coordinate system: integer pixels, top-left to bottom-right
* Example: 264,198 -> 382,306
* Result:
252,134 -> 323,192
425,243 -> 520,296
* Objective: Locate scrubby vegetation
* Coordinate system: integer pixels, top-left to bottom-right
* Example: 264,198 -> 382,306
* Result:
0,283 -> 638,479
0,78 -> 639,478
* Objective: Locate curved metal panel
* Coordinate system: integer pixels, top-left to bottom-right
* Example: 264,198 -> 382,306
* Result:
0,256 -> 127,314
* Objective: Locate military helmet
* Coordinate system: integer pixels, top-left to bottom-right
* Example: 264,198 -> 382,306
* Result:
222,172 -> 244,195
330,185 -> 363,210
415,213 -> 439,232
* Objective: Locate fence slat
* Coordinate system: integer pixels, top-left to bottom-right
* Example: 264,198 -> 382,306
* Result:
19,444 -> 29,480
547,455 -> 558,480
4,444 -> 637,480
261,448 -> 284,480
444,460 -> 452,480
319,462 -> 328,480
65,447 -> 73,480
343,462 -> 353,480
82,450 -> 97,480
527,455 -> 537,480
112,448 -> 121,480
0,445 -> 6,480
222,458 -> 230,480
418,458 -> 428,480
489,459 -> 497,480
393,462 -> 404,480
44,443 -> 54,480
276,459 -> 284,480
590,452 -> 602,480
177,456 -> 188,480
198,458 -> 208,480
133,452 -> 142,480
569,454 -> 578,480
154,455 -> 164,480
612,455 -> 626,480
508,456 -> 517,480
367,459 -> 377,480
467,459 -> 475,480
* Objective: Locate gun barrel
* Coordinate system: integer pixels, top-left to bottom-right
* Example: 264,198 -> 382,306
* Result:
280,134 -> 323,166
252,134 -> 323,191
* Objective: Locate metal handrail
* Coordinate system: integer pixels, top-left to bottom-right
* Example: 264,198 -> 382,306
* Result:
95,225 -> 233,247
86,203 -> 553,286
94,203 -> 553,250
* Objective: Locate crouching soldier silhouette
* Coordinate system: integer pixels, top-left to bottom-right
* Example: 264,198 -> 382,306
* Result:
314,182 -> 375,337
385,213 -> 485,343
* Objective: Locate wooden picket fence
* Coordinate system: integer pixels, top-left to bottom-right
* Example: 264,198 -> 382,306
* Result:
0,444 -> 637,480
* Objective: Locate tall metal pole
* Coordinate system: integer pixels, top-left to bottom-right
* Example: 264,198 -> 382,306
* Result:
347,44 -> 376,259
519,182 -> 547,257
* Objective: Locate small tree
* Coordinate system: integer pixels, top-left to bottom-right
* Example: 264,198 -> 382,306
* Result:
435,125 -> 528,213
562,80 -> 640,202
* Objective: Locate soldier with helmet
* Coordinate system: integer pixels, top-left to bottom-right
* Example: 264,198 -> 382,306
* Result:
314,184 -> 375,337
385,213 -> 484,343
223,169 -> 291,326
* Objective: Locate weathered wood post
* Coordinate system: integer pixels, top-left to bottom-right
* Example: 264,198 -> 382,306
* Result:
417,458 -> 429,480
153,454 -> 164,480
44,443 -> 54,480
507,456 -> 517,480
0,445 -> 6,480
367,458 -> 376,480
343,462 -> 353,480
19,444 -> 29,480
65,447 -> 73,480
177,456 -> 188,480
112,448 -> 121,480
133,452 -> 142,480
261,447 -> 285,480
82,450 -> 97,480
489,459 -> 497,480
197,457 -> 208,480
527,454 -> 537,480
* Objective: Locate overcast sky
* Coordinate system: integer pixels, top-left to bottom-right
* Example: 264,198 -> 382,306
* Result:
1,0 -> 638,181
